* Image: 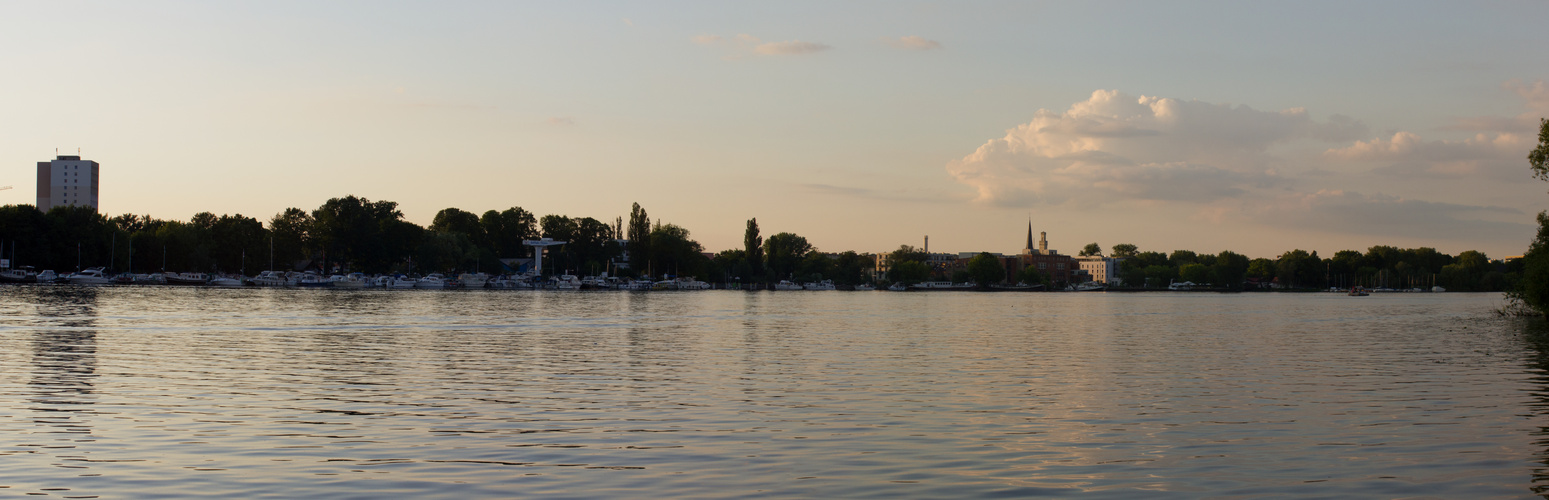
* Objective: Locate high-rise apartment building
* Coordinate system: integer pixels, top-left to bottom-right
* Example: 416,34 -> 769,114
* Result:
37,155 -> 99,212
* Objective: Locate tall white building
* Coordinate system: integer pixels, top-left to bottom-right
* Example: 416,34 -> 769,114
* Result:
36,155 -> 99,212
1076,255 -> 1123,285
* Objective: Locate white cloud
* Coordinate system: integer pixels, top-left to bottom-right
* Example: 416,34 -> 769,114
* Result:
693,34 -> 832,58
1257,190 -> 1529,242
753,40 -> 831,56
1444,79 -> 1549,133
947,89 -> 1363,207
885,36 -> 941,51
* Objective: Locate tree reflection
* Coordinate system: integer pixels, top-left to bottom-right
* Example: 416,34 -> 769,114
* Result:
1518,318 -> 1549,498
28,287 -> 100,439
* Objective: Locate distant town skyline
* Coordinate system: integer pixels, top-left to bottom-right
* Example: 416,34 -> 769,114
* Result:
3,2 -> 1547,259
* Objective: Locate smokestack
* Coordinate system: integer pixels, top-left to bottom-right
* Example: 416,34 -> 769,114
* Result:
924,235 -> 929,255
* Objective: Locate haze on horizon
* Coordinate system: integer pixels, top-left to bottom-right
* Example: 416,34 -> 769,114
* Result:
3,1 -> 1547,260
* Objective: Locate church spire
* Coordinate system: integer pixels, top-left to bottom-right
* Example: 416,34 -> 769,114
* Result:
1024,219 -> 1035,254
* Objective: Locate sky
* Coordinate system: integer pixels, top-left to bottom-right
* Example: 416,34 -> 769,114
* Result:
3,1 -> 1548,259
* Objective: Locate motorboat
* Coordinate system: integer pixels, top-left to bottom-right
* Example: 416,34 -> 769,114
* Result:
675,277 -> 711,290
1348,287 -> 1369,296
36,270 -> 59,283
1168,281 -> 1198,291
330,273 -> 369,289
415,273 -> 448,289
164,272 -> 209,286
1070,281 -> 1106,292
250,271 -> 293,287
853,283 -> 876,291
388,275 -> 417,289
66,267 -> 113,285
208,275 -> 245,287
552,274 -> 582,290
909,281 -> 974,291
457,273 -> 490,289
297,272 -> 333,288
0,268 -> 36,283
991,282 -> 1045,292
651,279 -> 679,291
887,283 -> 907,291
774,280 -> 803,291
803,280 -> 836,291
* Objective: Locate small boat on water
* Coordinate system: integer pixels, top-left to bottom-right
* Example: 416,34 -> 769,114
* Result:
297,272 -> 333,288
164,272 -> 209,286
208,275 -> 245,287
991,282 -> 1045,292
1348,287 -> 1369,296
414,273 -> 448,289
774,280 -> 803,291
676,277 -> 711,290
887,283 -> 907,291
1069,281 -> 1106,292
67,267 -> 113,285
250,270 -> 292,287
457,273 -> 490,289
0,268 -> 37,283
36,270 -> 59,283
803,280 -> 836,291
330,273 -> 369,289
854,283 -> 876,291
909,281 -> 974,291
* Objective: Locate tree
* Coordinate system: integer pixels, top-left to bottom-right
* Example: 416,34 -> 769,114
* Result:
744,218 -> 764,280
269,207 -> 313,271
966,252 -> 1006,286
1531,118 -> 1549,182
1111,243 -> 1138,258
888,261 -> 930,285
1017,266 -> 1050,287
1178,263 -> 1210,284
647,223 -> 706,278
1516,118 -> 1549,315
763,232 -> 813,280
886,245 -> 928,267
1080,243 -> 1102,257
480,207 -> 538,258
626,203 -> 650,273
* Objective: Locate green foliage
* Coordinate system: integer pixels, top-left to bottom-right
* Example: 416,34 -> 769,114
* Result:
1079,242 -> 1101,257
626,202 -> 650,272
480,207 -> 538,258
966,252 -> 1006,286
1017,265 -> 1050,287
1516,211 -> 1549,316
744,218 -> 764,279
763,232 -> 813,280
1111,243 -> 1138,258
888,260 -> 930,285
1275,249 -> 1322,289
1178,263 -> 1210,284
1531,118 -> 1549,182
887,245 -> 927,267
647,223 -> 706,278
1168,250 -> 1199,267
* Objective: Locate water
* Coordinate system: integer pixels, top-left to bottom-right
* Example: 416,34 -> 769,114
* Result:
1,286 -> 1546,498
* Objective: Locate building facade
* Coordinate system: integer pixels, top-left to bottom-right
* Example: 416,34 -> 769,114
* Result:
1076,255 -> 1123,285
37,155 -> 100,212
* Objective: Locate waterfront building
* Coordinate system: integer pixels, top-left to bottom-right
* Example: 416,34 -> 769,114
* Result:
1076,255 -> 1124,285
1014,222 -> 1077,285
36,154 -> 100,212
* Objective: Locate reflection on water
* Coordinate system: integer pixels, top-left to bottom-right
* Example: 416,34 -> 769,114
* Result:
0,286 -> 1546,498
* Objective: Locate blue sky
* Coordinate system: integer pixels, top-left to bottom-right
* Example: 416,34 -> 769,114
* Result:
3,1 -> 1547,258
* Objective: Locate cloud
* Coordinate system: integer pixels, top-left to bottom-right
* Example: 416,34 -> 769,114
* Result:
545,116 -> 575,126
1325,130 -> 1530,180
622,18 -> 633,26
1259,190 -> 1530,242
1442,79 -> 1549,133
753,40 -> 832,56
885,36 -> 941,51
947,89 -> 1363,207
693,34 -> 832,57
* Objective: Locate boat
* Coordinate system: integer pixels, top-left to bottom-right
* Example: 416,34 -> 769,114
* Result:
36,270 -> 59,283
112,273 -> 137,285
330,273 -> 369,289
774,280 -> 803,291
208,275 -> 245,287
388,275 -> 417,289
551,274 -> 583,290
887,283 -> 907,291
991,282 -> 1045,292
1432,286 -> 1446,293
853,283 -> 876,291
1348,287 -> 1369,296
164,272 -> 209,286
250,270 -> 293,287
297,272 -> 333,288
1168,281 -> 1198,291
676,277 -> 711,290
66,267 -> 113,285
414,273 -> 448,289
457,273 -> 490,289
0,268 -> 36,283
803,280 -> 836,291
909,281 -> 975,291
1070,281 -> 1106,292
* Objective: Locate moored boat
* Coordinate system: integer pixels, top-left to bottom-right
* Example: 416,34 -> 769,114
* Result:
66,267 -> 113,285
803,280 -> 836,291
0,268 -> 37,283
164,272 -> 209,286
414,273 -> 448,289
774,280 -> 803,291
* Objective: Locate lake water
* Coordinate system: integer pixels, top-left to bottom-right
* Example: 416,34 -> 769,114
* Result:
1,286 -> 1546,498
